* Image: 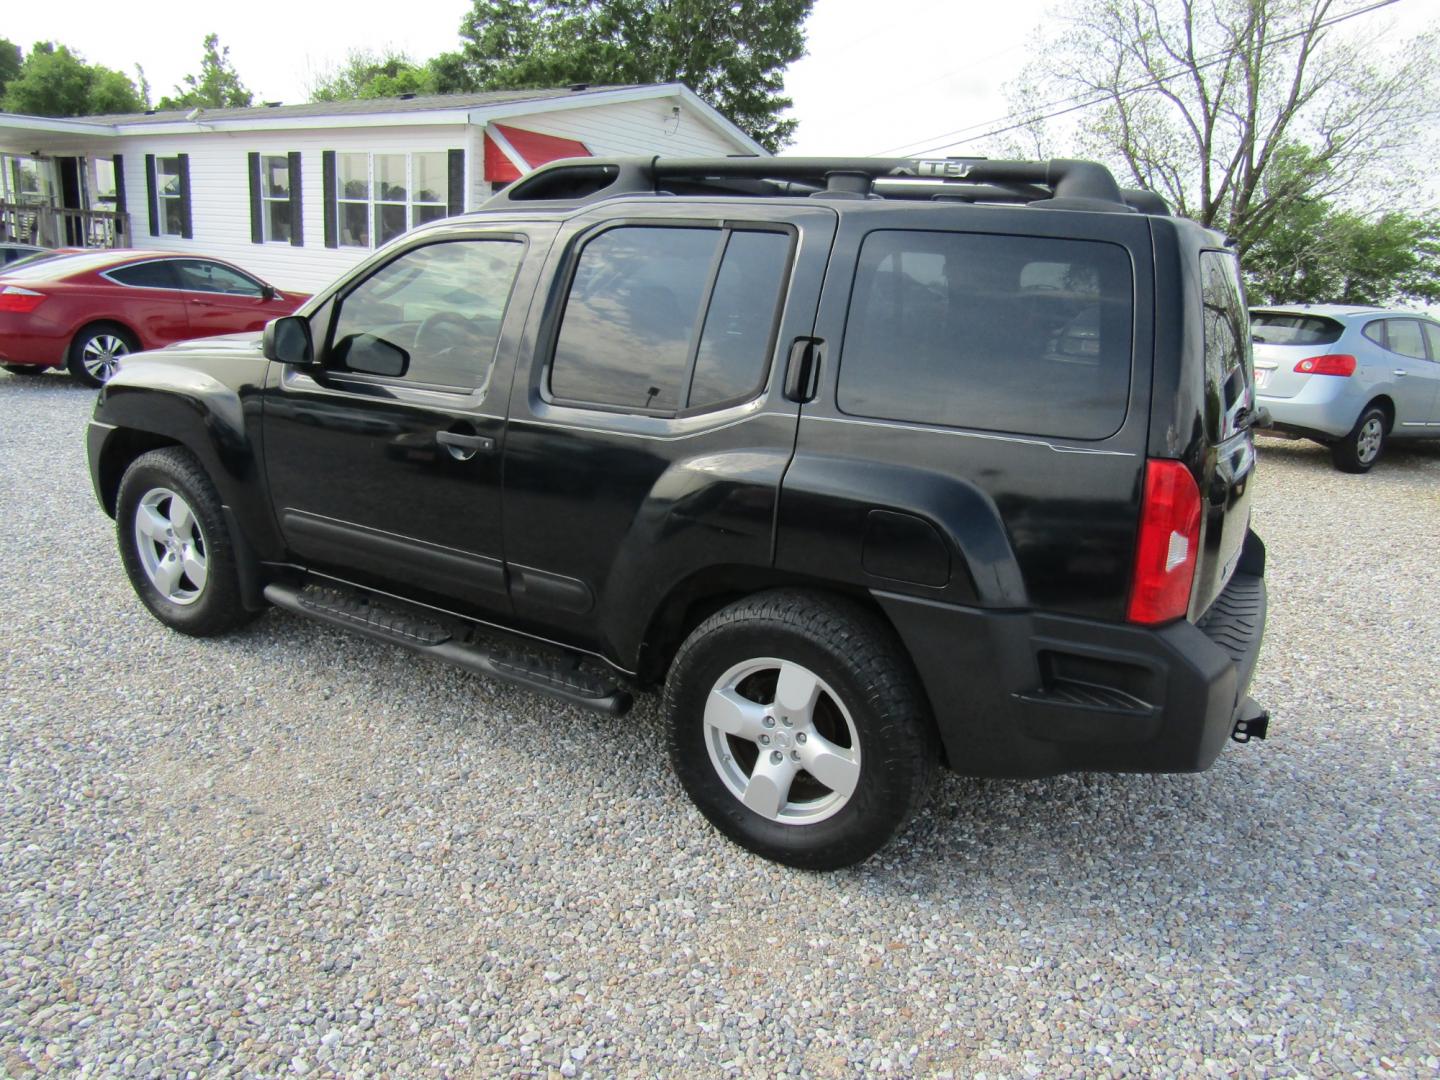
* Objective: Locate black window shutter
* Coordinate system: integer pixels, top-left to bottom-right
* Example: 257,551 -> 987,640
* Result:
447,149 -> 464,216
288,151 -> 304,247
322,151 -> 337,249
177,154 -> 193,239
145,154 -> 159,237
112,154 -> 126,215
248,153 -> 263,244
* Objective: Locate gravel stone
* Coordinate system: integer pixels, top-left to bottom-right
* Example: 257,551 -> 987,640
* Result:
1,373 -> 1438,1076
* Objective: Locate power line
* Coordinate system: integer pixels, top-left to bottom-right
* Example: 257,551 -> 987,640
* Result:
869,0 -> 1404,158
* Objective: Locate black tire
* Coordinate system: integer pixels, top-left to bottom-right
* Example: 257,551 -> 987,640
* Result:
2,363 -> 47,376
1330,406 -> 1387,473
664,589 -> 937,870
116,447 -> 257,637
67,322 -> 138,387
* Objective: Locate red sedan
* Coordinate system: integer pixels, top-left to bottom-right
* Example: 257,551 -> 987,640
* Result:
0,250 -> 308,386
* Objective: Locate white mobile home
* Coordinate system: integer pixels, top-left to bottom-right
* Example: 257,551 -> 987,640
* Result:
0,84 -> 763,291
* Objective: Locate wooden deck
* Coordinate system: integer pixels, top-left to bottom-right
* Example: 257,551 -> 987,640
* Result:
0,202 -> 130,249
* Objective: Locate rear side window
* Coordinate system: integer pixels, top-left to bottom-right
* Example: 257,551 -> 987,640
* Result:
1199,251 -> 1253,441
1368,318 -> 1427,360
549,225 -> 792,414
836,230 -> 1134,440
107,261 -> 179,289
1250,312 -> 1343,346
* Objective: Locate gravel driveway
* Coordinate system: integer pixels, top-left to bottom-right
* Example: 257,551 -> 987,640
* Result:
1,371 -> 1437,1078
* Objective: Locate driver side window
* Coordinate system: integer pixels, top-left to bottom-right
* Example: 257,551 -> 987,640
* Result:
328,238 -> 526,390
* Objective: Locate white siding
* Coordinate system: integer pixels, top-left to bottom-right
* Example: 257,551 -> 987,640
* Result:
80,96 -> 751,294
112,125 -> 470,293
501,98 -> 742,159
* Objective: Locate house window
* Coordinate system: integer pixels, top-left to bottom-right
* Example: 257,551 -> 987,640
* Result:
261,156 -> 292,243
156,156 -> 185,236
336,152 -> 448,249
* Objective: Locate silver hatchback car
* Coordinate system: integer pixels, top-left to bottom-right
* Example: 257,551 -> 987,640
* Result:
1252,305 -> 1440,472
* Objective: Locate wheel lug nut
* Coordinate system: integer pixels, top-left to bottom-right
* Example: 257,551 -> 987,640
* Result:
770,751 -> 783,765
795,732 -> 807,744
790,750 -> 800,762
762,716 -> 775,728
781,716 -> 793,727
758,734 -> 770,745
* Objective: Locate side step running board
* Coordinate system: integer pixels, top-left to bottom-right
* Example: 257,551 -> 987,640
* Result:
263,583 -> 632,717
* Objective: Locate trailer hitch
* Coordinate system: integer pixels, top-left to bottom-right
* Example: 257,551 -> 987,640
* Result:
1231,697 -> 1270,743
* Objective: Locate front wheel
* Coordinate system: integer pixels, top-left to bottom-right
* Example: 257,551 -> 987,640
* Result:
664,590 -> 937,870
67,323 -> 138,387
1330,406 -> 1387,473
116,447 -> 257,637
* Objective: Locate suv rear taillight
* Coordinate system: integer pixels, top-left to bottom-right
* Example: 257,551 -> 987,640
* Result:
1127,460 -> 1202,625
0,285 -> 45,314
1294,354 -> 1356,376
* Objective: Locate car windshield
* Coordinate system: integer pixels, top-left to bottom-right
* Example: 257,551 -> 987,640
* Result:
1250,312 -> 1344,346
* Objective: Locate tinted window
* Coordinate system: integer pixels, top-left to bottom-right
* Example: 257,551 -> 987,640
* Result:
1382,318 -> 1426,360
172,260 -> 263,297
107,261 -> 179,289
837,231 -> 1134,439
1200,251 -> 1253,441
1250,312 -> 1343,346
329,239 -> 525,390
688,230 -> 790,407
551,227 -> 718,411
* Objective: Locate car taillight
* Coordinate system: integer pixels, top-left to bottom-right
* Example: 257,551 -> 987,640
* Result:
0,285 -> 45,314
1127,459 -> 1202,625
1294,354 -> 1356,376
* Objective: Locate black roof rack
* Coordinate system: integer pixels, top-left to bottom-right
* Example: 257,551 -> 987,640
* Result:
486,155 -> 1169,215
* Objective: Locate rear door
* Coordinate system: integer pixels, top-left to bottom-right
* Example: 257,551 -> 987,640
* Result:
501,203 -> 837,665
1368,318 -> 1440,431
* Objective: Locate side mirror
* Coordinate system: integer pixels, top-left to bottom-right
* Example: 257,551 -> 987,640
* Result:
261,283 -> 277,301
335,333 -> 409,378
263,315 -> 314,366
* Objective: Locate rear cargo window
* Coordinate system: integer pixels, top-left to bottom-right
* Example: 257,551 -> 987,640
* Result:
1199,251 -> 1254,441
836,230 -> 1134,440
1250,312 -> 1343,346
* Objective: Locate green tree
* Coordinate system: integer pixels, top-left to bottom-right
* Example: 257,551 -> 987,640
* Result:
1,42 -> 145,116
309,49 -> 439,101
0,38 -> 21,97
1245,200 -> 1440,306
1005,0 -> 1438,252
158,33 -> 253,110
453,0 -> 813,151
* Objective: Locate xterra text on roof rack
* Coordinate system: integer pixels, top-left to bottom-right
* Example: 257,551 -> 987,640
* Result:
88,155 -> 1269,869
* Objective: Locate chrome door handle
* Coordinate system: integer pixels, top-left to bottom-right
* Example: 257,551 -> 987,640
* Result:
1394,369 -> 1407,376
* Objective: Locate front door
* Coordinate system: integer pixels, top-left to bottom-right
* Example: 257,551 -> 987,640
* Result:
500,205 -> 838,668
262,225 -> 551,617
169,258 -> 297,338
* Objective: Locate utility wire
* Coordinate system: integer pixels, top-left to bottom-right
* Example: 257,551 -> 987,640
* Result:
869,0 -> 1404,158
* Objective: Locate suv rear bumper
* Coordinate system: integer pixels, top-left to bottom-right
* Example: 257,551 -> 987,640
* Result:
876,533 -> 1267,778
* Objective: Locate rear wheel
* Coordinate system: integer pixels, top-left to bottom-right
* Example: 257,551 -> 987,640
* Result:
1331,406 -> 1387,473
67,323 -> 138,387
664,590 -> 937,870
116,447 -> 256,637
2,364 -> 47,376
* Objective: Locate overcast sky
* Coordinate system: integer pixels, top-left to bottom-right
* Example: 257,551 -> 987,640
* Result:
4,0 -> 1434,158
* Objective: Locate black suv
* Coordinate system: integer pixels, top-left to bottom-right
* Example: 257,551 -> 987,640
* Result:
87,156 -> 1268,869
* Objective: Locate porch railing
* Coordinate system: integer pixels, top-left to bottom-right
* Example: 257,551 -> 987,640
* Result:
0,202 -> 131,249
